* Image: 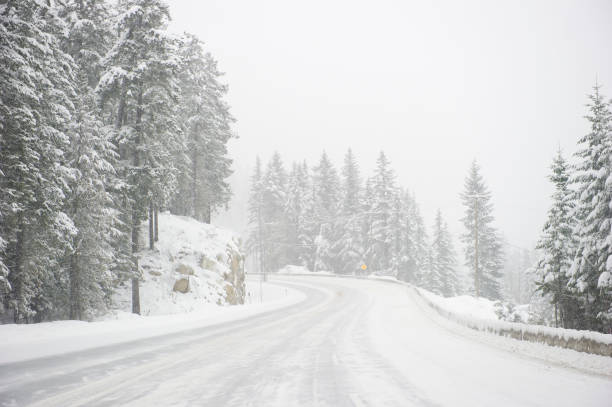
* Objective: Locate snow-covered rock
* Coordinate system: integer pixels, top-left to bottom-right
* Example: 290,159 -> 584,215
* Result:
112,213 -> 245,316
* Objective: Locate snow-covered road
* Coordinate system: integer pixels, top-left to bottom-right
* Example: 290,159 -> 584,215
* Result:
1,275 -> 611,406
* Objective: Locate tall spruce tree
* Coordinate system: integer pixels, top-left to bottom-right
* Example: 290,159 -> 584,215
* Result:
247,157 -> 266,274
285,162 -> 310,264
535,150 -> 579,328
411,198 -> 429,285
428,210 -> 459,297
57,0 -> 119,320
0,0 -> 77,321
97,0 -> 182,313
368,152 -> 396,273
569,84 -> 612,332
311,152 -> 340,272
460,160 -> 504,299
334,149 -> 364,274
261,152 -> 289,272
171,34 -> 234,224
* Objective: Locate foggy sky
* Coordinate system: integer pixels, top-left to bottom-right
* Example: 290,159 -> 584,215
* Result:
167,0 -> 612,251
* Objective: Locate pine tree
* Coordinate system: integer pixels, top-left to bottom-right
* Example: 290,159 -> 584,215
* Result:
261,152 -> 289,272
0,1 -> 78,321
285,162 -> 310,265
55,0 -> 120,320
97,0 -> 182,313
247,157 -> 266,274
334,149 -> 364,274
388,191 -> 404,278
368,152 -> 396,274
428,210 -> 459,297
311,152 -> 340,272
534,150 -> 579,328
460,160 -> 504,300
569,84 -> 612,332
411,198 -> 430,285
171,35 -> 234,223
171,34 -> 234,224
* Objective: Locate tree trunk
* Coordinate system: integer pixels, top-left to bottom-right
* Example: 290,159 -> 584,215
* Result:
131,274 -> 140,315
154,206 -> 159,242
149,201 -> 154,250
192,149 -> 198,219
69,252 -> 81,320
12,217 -> 25,323
203,203 -> 211,224
129,87 -> 144,315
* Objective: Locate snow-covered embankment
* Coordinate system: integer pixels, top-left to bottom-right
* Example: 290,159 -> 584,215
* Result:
414,287 -> 612,358
0,214 -> 306,364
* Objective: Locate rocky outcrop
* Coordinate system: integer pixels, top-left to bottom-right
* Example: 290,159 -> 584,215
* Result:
222,242 -> 245,305
173,278 -> 190,293
124,212 -> 247,315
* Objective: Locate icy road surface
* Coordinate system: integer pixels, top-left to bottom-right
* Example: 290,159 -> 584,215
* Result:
1,275 -> 611,407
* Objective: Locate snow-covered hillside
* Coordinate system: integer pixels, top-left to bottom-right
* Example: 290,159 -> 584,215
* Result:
112,213 -> 246,316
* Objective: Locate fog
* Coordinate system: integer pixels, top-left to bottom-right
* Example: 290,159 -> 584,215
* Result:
167,0 -> 612,249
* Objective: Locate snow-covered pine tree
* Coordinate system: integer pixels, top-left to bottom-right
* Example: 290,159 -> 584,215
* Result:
361,176 -> 375,273
175,36 -> 234,224
334,149 -> 364,274
198,53 -> 234,224
58,0 -> 119,320
247,157 -> 266,274
97,0 -> 182,313
0,0 -> 77,321
261,152 -> 289,271
299,165 -> 319,271
534,150 -> 579,328
311,152 -> 340,272
395,191 -> 415,282
429,210 -> 459,297
460,160 -> 504,300
171,34 -> 234,224
285,162 -> 310,265
569,84 -> 612,332
389,191 -> 404,278
411,197 -> 430,285
368,152 -> 396,274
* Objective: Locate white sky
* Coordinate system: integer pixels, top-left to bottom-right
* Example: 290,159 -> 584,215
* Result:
167,0 -> 612,250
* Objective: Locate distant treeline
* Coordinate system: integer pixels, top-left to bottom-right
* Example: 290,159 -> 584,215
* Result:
247,150 -> 469,298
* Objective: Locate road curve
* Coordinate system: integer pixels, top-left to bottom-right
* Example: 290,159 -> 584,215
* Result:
0,275 -> 611,407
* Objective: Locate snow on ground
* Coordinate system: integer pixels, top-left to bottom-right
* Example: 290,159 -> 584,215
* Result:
112,212 -> 245,316
1,275 -> 610,407
276,264 -> 334,275
418,288 -> 499,320
0,276 -> 305,365
408,285 -> 612,377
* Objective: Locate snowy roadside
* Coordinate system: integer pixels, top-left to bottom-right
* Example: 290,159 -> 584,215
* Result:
295,273 -> 612,376
409,286 -> 612,376
0,276 -> 304,365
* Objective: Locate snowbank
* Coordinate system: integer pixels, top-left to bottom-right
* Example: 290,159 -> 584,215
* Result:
418,289 -> 499,321
0,276 -> 305,365
335,274 -> 612,358
413,287 -> 612,357
112,212 -> 246,316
